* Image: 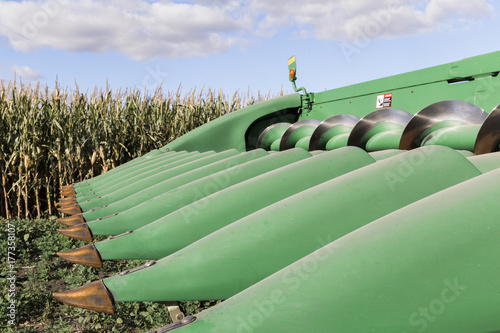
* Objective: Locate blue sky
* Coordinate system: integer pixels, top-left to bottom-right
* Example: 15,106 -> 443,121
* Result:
0,0 -> 497,97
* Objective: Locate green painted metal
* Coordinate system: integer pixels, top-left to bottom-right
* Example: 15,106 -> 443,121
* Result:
94,147 -> 376,260
282,126 -> 317,150
306,51 -> 500,121
75,151 -> 204,201
367,149 -> 474,161
87,148 -> 311,235
73,150 -> 179,190
163,93 -> 302,153
467,151 -> 500,173
102,146 -> 481,302
75,151 -> 161,184
293,136 -> 311,150
74,151 -> 195,193
313,124 -> 353,150
269,139 -> 281,151
421,124 -> 480,151
157,53 -> 500,155
455,150 -> 476,157
81,149 -> 262,222
367,149 -> 406,160
324,133 -> 349,150
176,165 -> 500,333
358,122 -> 405,147
365,129 -> 403,151
419,120 -> 468,142
308,151 -> 325,156
77,151 -> 221,210
256,123 -> 290,150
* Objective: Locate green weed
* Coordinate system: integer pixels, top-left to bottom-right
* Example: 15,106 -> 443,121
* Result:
0,217 -> 220,332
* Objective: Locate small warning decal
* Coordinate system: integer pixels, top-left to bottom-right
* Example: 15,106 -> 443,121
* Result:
376,93 -> 392,109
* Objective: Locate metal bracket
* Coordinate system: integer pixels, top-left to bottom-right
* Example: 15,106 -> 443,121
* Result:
164,302 -> 185,323
292,81 -> 313,114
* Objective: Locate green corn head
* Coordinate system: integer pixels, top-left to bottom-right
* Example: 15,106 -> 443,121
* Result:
54,51 -> 500,332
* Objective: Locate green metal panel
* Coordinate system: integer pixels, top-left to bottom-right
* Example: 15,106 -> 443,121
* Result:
75,151 -> 202,201
77,151 -> 217,210
81,149 -> 245,221
456,150 -> 475,157
313,124 -> 353,150
419,120 -> 468,141
365,130 -> 403,151
73,150 -> 183,190
284,127 -> 314,149
163,93 -> 302,153
421,124 -> 480,151
94,147 -> 376,260
177,165 -> 500,333
157,53 -> 500,156
293,136 -> 311,150
87,148 -> 311,235
306,51 -> 500,121
325,133 -> 349,150
270,139 -> 281,151
102,146 -> 481,302
83,149 -> 262,222
467,151 -> 500,173
256,123 -> 290,150
367,149 -> 406,160
358,122 -> 404,147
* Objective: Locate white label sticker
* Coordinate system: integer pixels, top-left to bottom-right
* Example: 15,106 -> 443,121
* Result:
376,93 -> 393,108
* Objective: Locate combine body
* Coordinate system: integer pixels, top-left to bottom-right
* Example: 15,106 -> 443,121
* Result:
164,51 -> 500,154
54,51 -> 500,332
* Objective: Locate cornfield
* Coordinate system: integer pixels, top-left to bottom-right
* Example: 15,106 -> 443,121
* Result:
0,80 -> 282,219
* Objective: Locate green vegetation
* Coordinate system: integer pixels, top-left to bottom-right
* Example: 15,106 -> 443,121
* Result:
0,217 -> 221,332
0,81 -> 281,219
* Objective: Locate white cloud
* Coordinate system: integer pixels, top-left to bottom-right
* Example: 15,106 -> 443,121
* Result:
426,0 -> 494,22
250,0 -> 494,41
0,0 -> 494,60
0,0 -> 251,60
10,65 -> 43,80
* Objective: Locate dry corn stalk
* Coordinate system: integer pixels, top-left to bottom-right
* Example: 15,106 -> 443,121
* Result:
0,79 -> 284,218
